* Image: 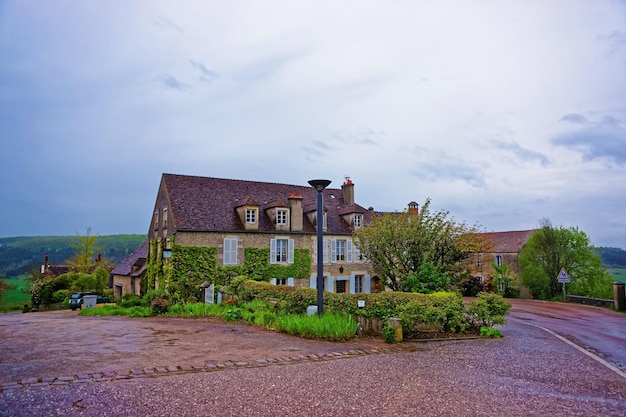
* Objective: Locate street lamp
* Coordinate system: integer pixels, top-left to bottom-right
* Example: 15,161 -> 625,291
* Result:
308,179 -> 331,316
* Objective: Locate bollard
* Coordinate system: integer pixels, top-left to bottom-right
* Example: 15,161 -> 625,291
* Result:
613,282 -> 626,311
388,317 -> 403,343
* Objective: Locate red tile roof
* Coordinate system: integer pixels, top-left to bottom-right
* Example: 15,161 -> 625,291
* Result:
160,174 -> 371,234
480,230 -> 536,253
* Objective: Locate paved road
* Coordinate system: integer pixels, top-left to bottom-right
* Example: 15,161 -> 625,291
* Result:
507,299 -> 626,372
1,318 -> 625,416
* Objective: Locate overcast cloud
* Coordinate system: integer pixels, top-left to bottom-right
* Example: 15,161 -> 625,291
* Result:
1,1 -> 625,249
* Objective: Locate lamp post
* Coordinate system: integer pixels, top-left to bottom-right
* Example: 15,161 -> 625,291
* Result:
308,179 -> 331,316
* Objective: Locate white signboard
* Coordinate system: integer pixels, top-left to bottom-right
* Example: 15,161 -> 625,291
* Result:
557,268 -> 571,283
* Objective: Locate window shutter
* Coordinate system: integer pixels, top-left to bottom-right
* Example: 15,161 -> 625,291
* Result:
270,239 -> 277,264
323,239 -> 329,263
354,245 -> 360,262
347,240 -> 353,263
288,239 -> 294,264
330,239 -> 337,263
270,278 -> 277,285
365,274 -> 371,293
287,277 -> 294,287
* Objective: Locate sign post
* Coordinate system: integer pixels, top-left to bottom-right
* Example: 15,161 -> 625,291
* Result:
557,268 -> 571,300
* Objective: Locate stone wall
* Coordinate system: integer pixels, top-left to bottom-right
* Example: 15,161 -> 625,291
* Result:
566,295 -> 613,308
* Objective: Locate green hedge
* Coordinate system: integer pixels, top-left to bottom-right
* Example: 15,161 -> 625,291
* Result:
231,280 -> 510,334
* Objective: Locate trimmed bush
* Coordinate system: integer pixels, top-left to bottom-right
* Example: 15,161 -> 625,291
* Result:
466,292 -> 511,328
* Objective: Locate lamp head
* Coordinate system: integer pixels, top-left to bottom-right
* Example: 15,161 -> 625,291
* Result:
308,179 -> 331,192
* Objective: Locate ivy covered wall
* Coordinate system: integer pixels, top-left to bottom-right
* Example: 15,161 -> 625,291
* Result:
146,238 -> 311,302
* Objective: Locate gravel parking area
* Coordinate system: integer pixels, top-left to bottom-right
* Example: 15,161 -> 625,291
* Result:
1,311 -> 625,416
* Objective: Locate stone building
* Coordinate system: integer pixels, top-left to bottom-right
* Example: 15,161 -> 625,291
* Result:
147,173 -> 383,295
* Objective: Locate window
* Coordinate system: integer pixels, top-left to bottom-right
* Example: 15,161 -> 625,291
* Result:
223,238 -> 238,265
495,255 -> 503,267
270,238 -> 294,264
336,240 -> 346,261
336,280 -> 347,293
354,245 -> 363,262
246,208 -> 257,224
277,209 -> 288,226
354,214 -> 362,228
476,258 -> 482,269
355,275 -> 364,293
153,210 -> 159,231
272,277 -> 294,286
331,239 -> 353,263
163,206 -> 168,229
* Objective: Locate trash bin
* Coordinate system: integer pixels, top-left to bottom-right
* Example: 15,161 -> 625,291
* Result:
82,295 -> 97,309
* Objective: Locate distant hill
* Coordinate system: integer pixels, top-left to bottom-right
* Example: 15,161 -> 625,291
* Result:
597,247 -> 626,267
0,235 -> 146,278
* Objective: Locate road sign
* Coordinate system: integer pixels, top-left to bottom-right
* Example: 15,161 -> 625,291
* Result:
557,268 -> 571,283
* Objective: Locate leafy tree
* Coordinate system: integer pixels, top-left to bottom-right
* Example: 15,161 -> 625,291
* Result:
519,219 -> 607,299
66,227 -> 113,273
492,262 -> 519,298
354,199 -> 490,291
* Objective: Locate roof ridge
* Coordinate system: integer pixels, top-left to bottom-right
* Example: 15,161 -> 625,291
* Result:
162,173 -> 342,191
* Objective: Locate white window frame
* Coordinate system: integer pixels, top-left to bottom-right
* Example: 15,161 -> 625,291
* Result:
495,255 -> 503,267
246,208 -> 257,224
276,209 -> 288,226
223,238 -> 238,265
330,239 -> 353,263
270,238 -> 295,264
354,214 -> 362,228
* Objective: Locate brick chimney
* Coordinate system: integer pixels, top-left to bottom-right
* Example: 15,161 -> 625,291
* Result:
408,201 -> 419,216
342,178 -> 354,206
288,192 -> 303,232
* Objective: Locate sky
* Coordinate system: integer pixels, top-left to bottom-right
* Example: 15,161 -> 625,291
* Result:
1,1 -> 625,249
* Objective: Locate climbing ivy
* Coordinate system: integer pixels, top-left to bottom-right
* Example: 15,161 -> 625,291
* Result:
168,245 -> 217,303
241,248 -> 310,281
145,241 -> 310,300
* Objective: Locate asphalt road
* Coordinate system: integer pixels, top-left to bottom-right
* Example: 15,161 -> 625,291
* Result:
507,299 -> 626,372
1,302 -> 625,416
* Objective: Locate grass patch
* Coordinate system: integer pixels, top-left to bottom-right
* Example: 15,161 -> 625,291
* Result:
78,305 -> 151,317
1,277 -> 30,313
273,312 -> 358,341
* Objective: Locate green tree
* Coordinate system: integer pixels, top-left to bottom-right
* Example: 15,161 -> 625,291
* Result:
354,199 -> 489,291
66,227 -> 110,273
519,219 -> 606,299
492,262 -> 519,298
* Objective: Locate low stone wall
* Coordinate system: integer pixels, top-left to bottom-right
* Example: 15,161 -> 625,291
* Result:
356,316 -> 383,335
566,295 -> 613,308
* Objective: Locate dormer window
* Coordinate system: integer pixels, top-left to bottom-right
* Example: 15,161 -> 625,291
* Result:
277,209 -> 288,226
246,208 -> 257,224
353,214 -> 362,228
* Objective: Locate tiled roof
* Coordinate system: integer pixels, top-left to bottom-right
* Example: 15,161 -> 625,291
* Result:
161,174 -> 371,234
480,230 -> 536,253
110,241 -> 148,276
